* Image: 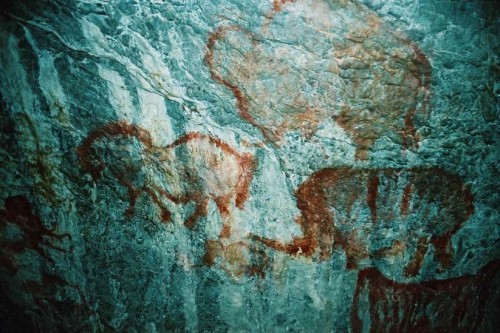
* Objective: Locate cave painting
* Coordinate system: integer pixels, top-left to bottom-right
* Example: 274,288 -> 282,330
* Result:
206,0 -> 431,159
351,259 -> 500,332
252,168 -> 474,277
0,196 -> 88,319
0,195 -> 71,274
77,121 -> 256,234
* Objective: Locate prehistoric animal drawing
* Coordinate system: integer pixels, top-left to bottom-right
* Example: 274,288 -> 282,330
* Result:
0,196 -> 88,326
0,195 -> 70,274
253,168 -> 474,276
206,0 -> 431,159
351,260 -> 500,332
77,121 -> 256,232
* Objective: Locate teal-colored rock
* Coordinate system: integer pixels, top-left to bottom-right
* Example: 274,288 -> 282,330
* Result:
1,1 -> 498,332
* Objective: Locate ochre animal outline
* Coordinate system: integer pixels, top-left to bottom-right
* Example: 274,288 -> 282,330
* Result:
351,259 -> 500,332
205,0 -> 431,159
77,121 -> 256,233
252,168 -> 474,277
0,195 -> 70,274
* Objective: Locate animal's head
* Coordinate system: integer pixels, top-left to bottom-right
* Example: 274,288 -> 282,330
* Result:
77,121 -> 153,181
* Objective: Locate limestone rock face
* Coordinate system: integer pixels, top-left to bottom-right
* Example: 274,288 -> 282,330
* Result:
0,1 -> 498,332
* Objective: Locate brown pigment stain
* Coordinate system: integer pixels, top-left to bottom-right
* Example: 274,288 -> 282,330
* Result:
351,259 -> 500,333
183,194 -> 208,230
0,195 -> 70,274
372,239 -> 406,258
252,168 -> 474,276
403,236 -> 429,277
219,224 -> 231,239
272,0 -> 296,12
400,183 -> 413,215
202,239 -> 223,266
205,26 -> 255,126
366,174 -> 379,224
235,153 -> 258,209
143,187 -> 172,222
21,272 -> 90,320
252,234 -> 318,257
77,121 -> 256,231
214,195 -> 231,217
400,42 -> 432,149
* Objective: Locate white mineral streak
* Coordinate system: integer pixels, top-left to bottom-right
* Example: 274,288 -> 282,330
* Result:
137,88 -> 174,146
170,223 -> 200,331
315,120 -> 356,157
97,65 -> 136,120
219,286 -> 249,331
167,28 -> 187,67
306,276 -> 326,311
80,18 -> 191,105
0,33 -> 49,163
37,51 -> 67,116
0,34 -> 34,116
250,153 -> 301,240
181,272 -> 199,332
206,201 -> 225,239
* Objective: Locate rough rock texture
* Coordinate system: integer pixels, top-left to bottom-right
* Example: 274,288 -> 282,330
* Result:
0,0 -> 499,332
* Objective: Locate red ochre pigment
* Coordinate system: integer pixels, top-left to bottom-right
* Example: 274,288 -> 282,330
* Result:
0,195 -> 70,274
77,121 -> 256,230
205,0 -> 432,159
253,168 -> 474,277
351,259 -> 500,332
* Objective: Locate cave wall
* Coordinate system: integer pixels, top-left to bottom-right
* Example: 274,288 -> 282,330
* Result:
0,1 -> 499,332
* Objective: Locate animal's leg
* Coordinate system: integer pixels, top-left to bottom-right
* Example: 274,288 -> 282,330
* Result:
251,234 -> 288,252
403,237 -> 429,277
184,197 -> 208,229
219,224 -> 231,239
202,239 -> 223,266
116,175 -> 140,218
334,229 -> 366,270
143,186 -> 172,222
432,234 -> 453,272
235,153 -> 256,209
214,194 -> 231,217
215,194 -> 233,238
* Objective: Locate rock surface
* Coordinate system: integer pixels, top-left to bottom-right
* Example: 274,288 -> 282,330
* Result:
0,0 -> 499,332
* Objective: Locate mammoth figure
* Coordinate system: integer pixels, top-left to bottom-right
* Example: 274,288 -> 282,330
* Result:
253,168 -> 474,276
206,0 -> 431,159
77,121 -> 256,231
351,260 -> 500,332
